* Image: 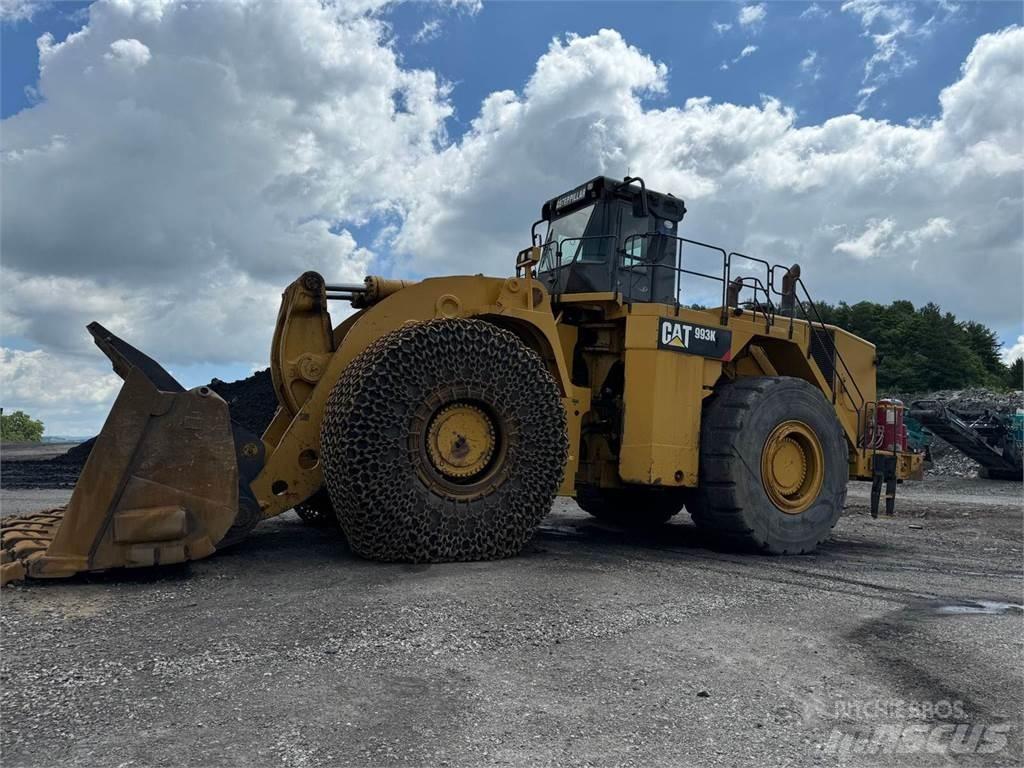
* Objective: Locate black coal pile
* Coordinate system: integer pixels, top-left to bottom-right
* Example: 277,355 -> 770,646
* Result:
1,370 -> 278,490
209,368 -> 277,436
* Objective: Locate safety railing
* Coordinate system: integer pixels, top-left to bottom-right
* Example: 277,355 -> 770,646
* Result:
764,264 -> 867,413
616,234 -> 779,330
725,251 -> 778,332
617,233 -> 729,317
539,230 -> 868,413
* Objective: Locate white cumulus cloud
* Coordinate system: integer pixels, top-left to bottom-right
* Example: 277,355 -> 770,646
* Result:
2,0 -> 450,362
738,3 -> 767,28
412,19 -> 442,44
842,0 -> 960,111
833,218 -> 897,260
394,25 -> 1023,332
800,3 -> 830,20
722,44 -> 759,69
833,216 -> 956,259
103,37 -> 151,68
0,347 -> 122,436
1,4 -> 1021,433
800,50 -> 822,81
0,0 -> 47,22
1001,336 -> 1024,366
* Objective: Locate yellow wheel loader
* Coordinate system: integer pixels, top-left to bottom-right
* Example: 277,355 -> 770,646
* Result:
0,176 -> 922,585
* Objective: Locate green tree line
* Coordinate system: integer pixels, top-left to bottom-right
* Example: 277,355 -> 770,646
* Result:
1,410 -> 45,442
812,300 -> 1021,393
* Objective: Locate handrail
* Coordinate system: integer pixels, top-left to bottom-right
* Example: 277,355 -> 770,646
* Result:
726,251 -> 778,330
791,276 -> 866,411
618,233 -> 730,314
758,260 -> 867,412
618,176 -> 649,216
538,229 -> 870,415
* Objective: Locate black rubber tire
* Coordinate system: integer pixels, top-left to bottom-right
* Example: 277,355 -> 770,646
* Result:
320,318 -> 568,562
294,489 -> 339,528
687,376 -> 848,554
576,484 -> 686,528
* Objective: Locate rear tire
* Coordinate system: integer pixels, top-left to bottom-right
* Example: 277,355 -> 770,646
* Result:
687,376 -> 847,554
320,319 -> 568,562
576,484 -> 686,528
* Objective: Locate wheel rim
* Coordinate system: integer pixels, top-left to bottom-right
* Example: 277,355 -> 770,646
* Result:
425,402 -> 498,481
761,420 -> 824,514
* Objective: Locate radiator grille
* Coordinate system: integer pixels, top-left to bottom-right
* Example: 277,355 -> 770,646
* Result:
809,329 -> 836,392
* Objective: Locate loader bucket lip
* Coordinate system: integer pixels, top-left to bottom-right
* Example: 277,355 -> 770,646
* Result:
1,324 -> 269,586
88,321 -> 185,393
86,320 -> 268,518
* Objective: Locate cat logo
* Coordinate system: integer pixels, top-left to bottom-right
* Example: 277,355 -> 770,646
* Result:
661,321 -> 695,349
657,318 -> 733,360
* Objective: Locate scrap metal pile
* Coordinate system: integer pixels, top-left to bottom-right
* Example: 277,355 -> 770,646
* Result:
896,388 -> 1024,478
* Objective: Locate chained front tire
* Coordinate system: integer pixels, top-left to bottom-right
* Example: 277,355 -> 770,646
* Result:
320,319 -> 568,562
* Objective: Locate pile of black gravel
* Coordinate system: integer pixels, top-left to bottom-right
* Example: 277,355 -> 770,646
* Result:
2,370 -> 278,490
58,438 -> 97,465
209,368 -> 277,437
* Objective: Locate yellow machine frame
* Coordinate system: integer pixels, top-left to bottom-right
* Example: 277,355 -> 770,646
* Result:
0,197 -> 923,585
254,267 -> 917,522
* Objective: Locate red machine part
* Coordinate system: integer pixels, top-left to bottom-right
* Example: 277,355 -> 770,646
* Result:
872,398 -> 908,452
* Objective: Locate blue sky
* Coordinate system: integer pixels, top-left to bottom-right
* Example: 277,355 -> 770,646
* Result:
385,1 -> 1020,131
1,1 -> 1021,434
5,2 -> 1021,124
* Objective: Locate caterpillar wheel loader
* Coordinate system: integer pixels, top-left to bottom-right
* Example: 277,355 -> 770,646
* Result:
0,176 -> 922,585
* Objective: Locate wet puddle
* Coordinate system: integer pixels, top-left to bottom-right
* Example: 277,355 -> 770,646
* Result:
933,600 -> 1023,616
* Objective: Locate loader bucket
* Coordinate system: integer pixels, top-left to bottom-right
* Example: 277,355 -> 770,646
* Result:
1,324 -> 266,586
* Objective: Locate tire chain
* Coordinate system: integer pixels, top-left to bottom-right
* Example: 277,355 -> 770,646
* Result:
320,319 -> 568,562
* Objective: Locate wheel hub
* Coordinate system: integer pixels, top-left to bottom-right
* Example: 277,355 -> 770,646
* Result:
761,420 -> 824,514
426,403 -> 496,480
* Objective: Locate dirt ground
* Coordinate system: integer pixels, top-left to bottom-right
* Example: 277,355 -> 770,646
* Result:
1,446 -> 1021,767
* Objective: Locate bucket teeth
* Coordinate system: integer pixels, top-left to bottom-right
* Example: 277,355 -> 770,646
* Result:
0,509 -> 66,586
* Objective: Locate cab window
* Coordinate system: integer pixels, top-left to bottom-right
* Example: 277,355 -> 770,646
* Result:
539,204 -> 596,271
624,235 -> 646,266
619,206 -> 650,267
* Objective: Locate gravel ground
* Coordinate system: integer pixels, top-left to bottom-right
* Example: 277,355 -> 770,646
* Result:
1,472 -> 1021,767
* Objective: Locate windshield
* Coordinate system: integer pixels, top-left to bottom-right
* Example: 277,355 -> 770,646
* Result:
539,204 -> 595,272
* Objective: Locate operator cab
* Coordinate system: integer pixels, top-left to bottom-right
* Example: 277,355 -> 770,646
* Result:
536,176 -> 687,302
